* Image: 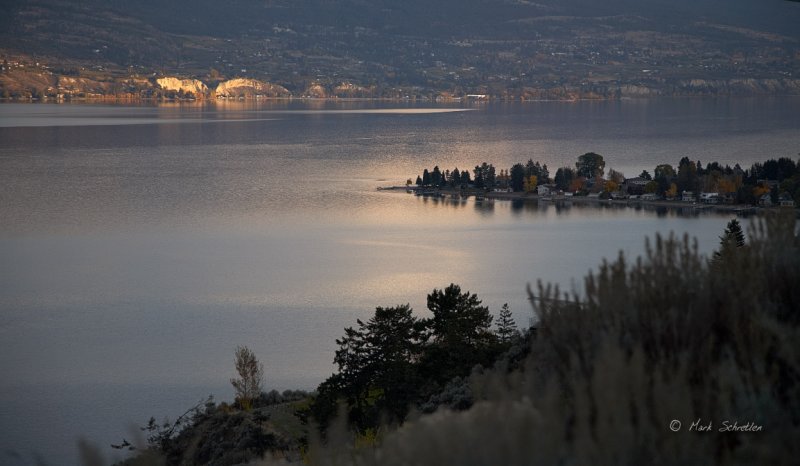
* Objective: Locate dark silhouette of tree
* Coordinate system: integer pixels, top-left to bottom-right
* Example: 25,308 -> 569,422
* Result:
450,167 -> 461,187
432,166 -> 442,187
712,218 -> 746,264
510,163 -> 526,192
524,159 -> 549,185
495,303 -> 519,344
575,152 -> 605,179
323,305 -> 426,430
654,164 -> 676,195
421,284 -> 498,383
426,284 -> 493,347
554,167 -> 575,191
677,157 -> 699,193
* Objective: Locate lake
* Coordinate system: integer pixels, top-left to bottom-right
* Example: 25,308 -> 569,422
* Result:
0,98 -> 798,464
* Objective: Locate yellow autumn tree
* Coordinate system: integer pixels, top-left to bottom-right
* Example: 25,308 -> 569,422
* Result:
753,184 -> 770,198
666,183 -> 678,199
524,175 -> 538,193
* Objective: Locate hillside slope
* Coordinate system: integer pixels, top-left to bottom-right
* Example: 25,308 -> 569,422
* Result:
1,0 -> 798,99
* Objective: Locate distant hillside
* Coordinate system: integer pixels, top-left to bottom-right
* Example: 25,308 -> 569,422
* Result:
1,0 -> 798,99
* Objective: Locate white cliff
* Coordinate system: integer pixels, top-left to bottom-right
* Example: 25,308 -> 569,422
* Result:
215,78 -> 291,98
156,77 -> 208,96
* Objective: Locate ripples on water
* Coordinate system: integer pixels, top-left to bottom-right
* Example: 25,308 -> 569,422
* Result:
0,98 -> 798,464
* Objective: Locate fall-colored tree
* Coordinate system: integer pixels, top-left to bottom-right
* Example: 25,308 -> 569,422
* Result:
524,175 -> 538,193
666,183 -> 678,198
569,177 -> 586,193
717,177 -> 738,194
753,183 -> 771,198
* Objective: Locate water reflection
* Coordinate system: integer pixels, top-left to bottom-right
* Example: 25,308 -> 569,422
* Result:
0,99 -> 797,464
416,195 -> 734,221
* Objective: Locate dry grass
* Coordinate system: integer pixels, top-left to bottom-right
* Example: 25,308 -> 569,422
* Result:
307,213 -> 799,465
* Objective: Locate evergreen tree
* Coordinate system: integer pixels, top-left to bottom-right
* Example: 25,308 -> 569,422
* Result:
510,163 -> 526,192
540,164 -> 550,184
422,169 -> 431,186
525,159 -> 537,178
712,218 -> 746,264
451,168 -> 461,187
554,167 -> 575,191
677,157 -> 699,193
473,165 -> 484,189
426,284 -> 494,350
329,305 -> 425,429
432,166 -> 442,187
485,163 -> 496,189
421,284 -> 498,385
495,303 -> 519,344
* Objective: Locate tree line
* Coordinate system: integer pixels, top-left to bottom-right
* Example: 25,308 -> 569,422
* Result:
306,285 -> 520,434
413,152 -> 800,205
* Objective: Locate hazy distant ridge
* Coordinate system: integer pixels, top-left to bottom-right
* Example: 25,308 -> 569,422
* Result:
1,0 -> 798,99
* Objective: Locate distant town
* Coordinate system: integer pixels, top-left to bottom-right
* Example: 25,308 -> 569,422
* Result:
1,0 -> 798,101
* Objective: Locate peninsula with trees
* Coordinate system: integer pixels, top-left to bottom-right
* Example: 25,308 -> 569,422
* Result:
407,153 -> 800,210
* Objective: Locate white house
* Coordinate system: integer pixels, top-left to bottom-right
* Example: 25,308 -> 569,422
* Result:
779,193 -> 795,208
699,192 -> 721,204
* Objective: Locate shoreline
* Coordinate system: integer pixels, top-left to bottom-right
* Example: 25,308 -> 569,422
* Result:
3,94 -> 800,105
380,186 -> 798,217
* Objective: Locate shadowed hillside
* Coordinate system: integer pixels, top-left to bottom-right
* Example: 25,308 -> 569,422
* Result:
1,0 -> 798,99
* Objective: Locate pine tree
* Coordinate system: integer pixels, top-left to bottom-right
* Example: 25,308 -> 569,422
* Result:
712,218 -> 746,264
495,303 -> 519,344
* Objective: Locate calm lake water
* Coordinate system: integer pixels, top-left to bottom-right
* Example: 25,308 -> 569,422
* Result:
1,98 -> 798,464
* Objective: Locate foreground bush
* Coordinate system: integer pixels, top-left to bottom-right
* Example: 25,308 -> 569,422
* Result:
310,213 -> 799,465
